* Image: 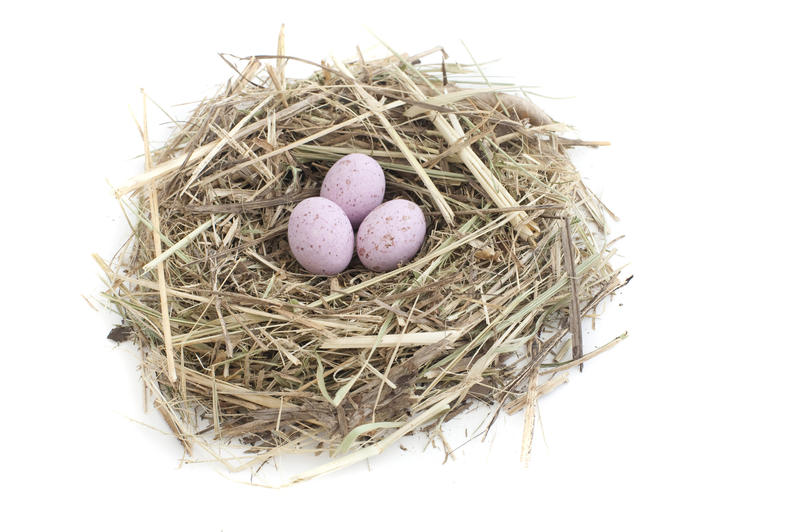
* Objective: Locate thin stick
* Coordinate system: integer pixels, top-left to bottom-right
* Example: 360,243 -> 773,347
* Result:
561,217 -> 583,363
142,89 -> 177,383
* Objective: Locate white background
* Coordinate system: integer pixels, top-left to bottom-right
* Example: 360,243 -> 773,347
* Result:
2,1 -> 798,530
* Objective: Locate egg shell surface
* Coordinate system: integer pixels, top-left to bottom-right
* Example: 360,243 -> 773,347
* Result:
320,153 -> 385,226
288,197 -> 354,275
356,199 -> 427,272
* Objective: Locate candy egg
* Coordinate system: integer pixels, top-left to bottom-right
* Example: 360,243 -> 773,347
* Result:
320,153 -> 385,226
356,199 -> 426,272
288,197 -> 354,275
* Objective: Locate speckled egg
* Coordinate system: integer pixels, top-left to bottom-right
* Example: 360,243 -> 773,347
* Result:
288,197 -> 354,275
356,199 -> 427,272
320,153 -> 385,226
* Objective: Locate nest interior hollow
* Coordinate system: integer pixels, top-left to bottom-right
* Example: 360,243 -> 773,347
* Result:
101,43 -> 626,480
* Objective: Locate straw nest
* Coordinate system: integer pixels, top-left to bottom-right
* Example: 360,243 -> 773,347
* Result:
98,34 -> 628,484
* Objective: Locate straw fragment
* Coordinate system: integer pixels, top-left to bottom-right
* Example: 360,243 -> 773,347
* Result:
520,349 -> 540,467
140,89 -> 177,383
561,217 -> 584,362
320,329 -> 462,349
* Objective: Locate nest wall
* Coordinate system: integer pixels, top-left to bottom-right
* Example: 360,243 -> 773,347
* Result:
99,43 -> 626,482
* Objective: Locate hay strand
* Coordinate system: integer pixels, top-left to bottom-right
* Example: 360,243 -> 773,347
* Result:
140,89 -> 177,383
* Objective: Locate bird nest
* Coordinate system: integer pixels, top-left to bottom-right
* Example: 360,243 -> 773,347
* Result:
97,34 -> 628,485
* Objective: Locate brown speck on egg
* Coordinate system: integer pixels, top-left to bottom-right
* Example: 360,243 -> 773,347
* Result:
381,234 -> 395,248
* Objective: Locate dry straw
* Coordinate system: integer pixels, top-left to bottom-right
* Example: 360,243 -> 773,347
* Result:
98,28 -> 628,485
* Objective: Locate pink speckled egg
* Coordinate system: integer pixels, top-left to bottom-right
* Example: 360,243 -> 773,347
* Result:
288,197 -> 354,275
320,153 -> 385,226
356,199 -> 427,272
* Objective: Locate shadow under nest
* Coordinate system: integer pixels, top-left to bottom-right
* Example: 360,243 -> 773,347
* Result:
99,42 -> 627,483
